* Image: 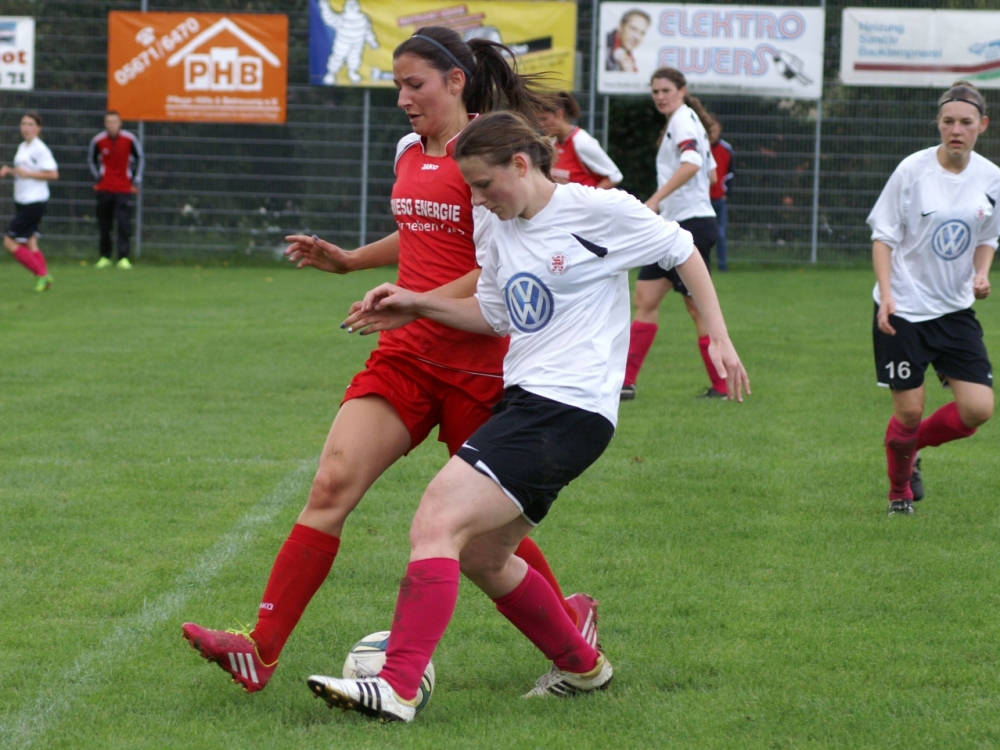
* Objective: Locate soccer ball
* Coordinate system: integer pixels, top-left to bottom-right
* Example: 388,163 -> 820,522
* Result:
342,630 -> 435,713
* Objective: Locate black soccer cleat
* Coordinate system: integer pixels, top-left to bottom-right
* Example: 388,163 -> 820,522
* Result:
909,456 -> 924,502
619,385 -> 636,401
697,387 -> 727,399
888,499 -> 915,516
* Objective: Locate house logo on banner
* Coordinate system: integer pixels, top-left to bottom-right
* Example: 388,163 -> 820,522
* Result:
597,2 -> 825,99
841,9 -> 1000,88
308,0 -> 576,89
0,17 -> 35,90
107,12 -> 288,123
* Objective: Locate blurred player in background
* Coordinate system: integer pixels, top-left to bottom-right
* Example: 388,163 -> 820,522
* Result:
182,27 -> 596,694
88,111 -> 143,270
306,112 -> 748,722
870,81 -> 997,516
623,67 -> 724,400
708,118 -> 733,272
2,111 -> 57,292
537,91 -> 622,190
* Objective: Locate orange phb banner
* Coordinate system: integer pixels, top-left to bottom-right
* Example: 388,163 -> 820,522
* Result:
107,12 -> 288,123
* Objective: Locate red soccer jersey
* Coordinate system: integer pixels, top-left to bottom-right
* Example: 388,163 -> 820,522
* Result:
710,139 -> 733,200
552,128 -> 601,188
378,135 -> 508,376
88,130 -> 144,193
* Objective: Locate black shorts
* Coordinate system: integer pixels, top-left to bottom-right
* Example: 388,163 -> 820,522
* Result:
6,201 -> 46,242
455,386 -> 615,525
637,215 -> 718,295
873,304 -> 993,390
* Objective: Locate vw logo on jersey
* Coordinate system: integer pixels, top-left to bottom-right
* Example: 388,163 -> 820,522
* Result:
504,272 -> 554,333
931,220 -> 972,261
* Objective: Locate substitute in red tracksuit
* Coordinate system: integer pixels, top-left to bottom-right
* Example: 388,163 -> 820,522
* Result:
87,111 -> 144,269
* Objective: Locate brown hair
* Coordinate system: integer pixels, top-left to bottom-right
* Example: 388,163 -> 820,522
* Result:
542,91 -> 581,120
453,111 -> 556,181
650,67 -> 715,146
22,110 -> 42,127
938,80 -> 987,117
620,10 -> 652,28
393,26 -> 552,123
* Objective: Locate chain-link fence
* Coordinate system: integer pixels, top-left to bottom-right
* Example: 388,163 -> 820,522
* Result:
1,0 -> 997,264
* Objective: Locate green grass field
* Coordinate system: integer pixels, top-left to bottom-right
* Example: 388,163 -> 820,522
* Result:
2,263 -> 999,749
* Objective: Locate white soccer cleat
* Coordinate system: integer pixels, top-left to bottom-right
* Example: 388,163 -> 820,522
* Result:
307,674 -> 418,723
523,651 -> 613,698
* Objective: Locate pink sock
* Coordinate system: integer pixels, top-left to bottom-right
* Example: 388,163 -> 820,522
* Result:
624,321 -> 658,386
493,566 -> 598,674
698,335 -> 727,394
34,248 -> 47,276
917,402 -> 977,449
13,245 -> 44,277
380,558 -> 460,700
885,416 -> 918,500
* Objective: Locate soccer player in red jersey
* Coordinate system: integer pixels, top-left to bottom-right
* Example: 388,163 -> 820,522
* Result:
537,92 -> 622,190
182,27 -> 595,693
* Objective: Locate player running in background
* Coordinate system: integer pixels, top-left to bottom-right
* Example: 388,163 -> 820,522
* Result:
306,112 -> 749,722
708,118 -> 733,272
537,91 -> 622,190
182,27 -> 595,694
1,111 -> 57,292
622,67 -> 724,400
870,81 -> 997,516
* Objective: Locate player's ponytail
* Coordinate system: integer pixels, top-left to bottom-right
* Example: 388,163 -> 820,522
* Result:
453,111 -> 557,181
393,26 -> 551,124
650,67 -> 715,146
542,91 -> 582,121
938,80 -> 987,118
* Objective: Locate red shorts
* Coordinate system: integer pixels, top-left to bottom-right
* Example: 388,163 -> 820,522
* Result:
343,348 -> 505,456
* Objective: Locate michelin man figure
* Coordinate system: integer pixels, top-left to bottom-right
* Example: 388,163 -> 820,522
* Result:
319,0 -> 379,85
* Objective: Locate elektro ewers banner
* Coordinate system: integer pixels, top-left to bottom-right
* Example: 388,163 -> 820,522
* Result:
841,9 -> 1000,89
308,0 -> 576,89
598,3 -> 825,99
107,12 -> 288,123
0,17 -> 35,90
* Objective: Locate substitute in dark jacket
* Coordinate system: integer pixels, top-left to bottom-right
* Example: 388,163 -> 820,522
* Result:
88,111 -> 144,269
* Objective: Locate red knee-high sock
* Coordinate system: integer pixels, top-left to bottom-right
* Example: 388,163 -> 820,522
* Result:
698,335 -> 727,394
514,537 -> 577,627
885,417 -> 919,500
624,321 -> 658,386
917,402 -> 977,449
251,523 -> 340,664
494,567 -> 598,674
13,245 -> 44,276
380,558 -> 460,700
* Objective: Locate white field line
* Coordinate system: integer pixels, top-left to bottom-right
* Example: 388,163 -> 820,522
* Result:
0,459 -> 316,750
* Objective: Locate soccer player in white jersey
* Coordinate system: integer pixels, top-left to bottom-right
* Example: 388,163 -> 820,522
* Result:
306,112 -> 749,722
1,111 -> 57,292
623,67 -> 726,400
870,81 -> 998,516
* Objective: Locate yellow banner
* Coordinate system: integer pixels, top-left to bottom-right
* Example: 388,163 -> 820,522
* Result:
308,0 -> 576,89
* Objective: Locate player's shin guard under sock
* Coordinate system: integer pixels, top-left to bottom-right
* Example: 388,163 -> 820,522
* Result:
380,558 -> 460,701
13,245 -> 44,276
250,523 -> 340,664
624,321 -> 658,387
493,567 -> 598,675
885,416 -> 918,500
698,335 -> 728,394
513,537 -> 578,627
916,401 -> 977,449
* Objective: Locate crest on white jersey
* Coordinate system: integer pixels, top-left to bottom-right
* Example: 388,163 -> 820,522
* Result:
932,220 -> 971,261
546,252 -> 571,276
504,272 -> 554,333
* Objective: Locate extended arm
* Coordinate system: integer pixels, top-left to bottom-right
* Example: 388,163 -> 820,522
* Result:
4,166 -> 57,180
645,162 -> 699,212
284,231 -> 400,274
343,283 -> 499,337
873,239 -> 896,335
674,251 -> 750,401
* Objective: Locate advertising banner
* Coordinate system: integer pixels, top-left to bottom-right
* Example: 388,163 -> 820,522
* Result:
107,12 -> 288,123
0,17 -> 35,90
597,3 -> 825,99
308,0 -> 576,89
841,9 -> 1000,89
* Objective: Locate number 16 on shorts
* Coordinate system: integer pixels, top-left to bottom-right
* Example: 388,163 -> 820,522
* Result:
885,361 -> 911,381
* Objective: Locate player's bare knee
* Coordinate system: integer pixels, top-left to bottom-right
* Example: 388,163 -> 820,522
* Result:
305,463 -> 359,515
958,400 -> 993,428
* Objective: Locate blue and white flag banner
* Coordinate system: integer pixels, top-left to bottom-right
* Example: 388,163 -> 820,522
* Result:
597,3 -> 825,99
841,8 -> 1000,89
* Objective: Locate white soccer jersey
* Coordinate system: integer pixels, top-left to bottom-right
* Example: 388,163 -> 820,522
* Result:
654,104 -> 715,223
868,146 -> 1000,322
476,183 -> 695,426
12,138 -> 57,204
